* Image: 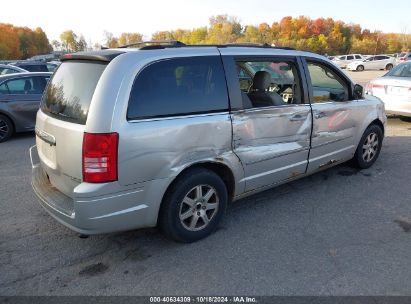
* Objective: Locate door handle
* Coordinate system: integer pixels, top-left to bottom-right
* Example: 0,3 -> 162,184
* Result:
314,112 -> 326,119
289,114 -> 307,121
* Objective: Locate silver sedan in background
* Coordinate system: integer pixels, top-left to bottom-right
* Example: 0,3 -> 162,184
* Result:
0,64 -> 27,75
366,61 -> 411,117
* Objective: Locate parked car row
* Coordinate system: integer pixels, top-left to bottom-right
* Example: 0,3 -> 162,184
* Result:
346,55 -> 395,71
0,60 -> 61,142
331,54 -> 396,71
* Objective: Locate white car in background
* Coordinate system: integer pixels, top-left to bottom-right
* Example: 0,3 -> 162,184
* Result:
332,54 -> 364,69
347,55 -> 395,71
365,61 -> 411,117
395,52 -> 411,65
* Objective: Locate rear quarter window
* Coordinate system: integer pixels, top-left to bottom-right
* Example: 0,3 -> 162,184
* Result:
127,56 -> 229,120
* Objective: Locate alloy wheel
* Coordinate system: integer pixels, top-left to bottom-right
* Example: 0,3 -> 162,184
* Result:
179,184 -> 219,231
362,132 -> 379,162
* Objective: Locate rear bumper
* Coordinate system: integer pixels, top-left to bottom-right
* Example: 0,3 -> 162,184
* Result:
30,145 -> 167,234
380,98 -> 411,117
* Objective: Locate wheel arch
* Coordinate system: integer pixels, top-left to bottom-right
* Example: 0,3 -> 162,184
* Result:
0,110 -> 16,134
369,118 -> 385,136
164,161 -> 236,203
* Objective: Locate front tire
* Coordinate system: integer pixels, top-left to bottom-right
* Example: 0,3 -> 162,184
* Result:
0,114 -> 14,143
386,64 -> 393,70
352,124 -> 383,169
159,168 -> 228,243
356,65 -> 365,72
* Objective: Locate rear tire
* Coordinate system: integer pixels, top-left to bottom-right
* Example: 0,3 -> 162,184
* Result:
386,64 -> 393,70
352,124 -> 383,169
0,114 -> 14,143
159,168 -> 228,243
356,65 -> 365,71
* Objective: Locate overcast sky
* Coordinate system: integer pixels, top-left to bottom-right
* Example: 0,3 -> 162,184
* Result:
2,0 -> 410,44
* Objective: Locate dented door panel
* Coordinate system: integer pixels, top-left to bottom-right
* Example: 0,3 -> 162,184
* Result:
307,102 -> 357,171
232,104 -> 311,191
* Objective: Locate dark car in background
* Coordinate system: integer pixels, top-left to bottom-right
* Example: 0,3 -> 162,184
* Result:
0,72 -> 51,142
10,62 -> 50,73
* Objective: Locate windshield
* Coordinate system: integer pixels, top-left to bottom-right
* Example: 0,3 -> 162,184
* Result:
385,62 -> 411,77
41,61 -> 107,124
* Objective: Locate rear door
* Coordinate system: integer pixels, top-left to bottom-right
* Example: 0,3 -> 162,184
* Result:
365,56 -> 378,70
222,54 -> 312,192
302,57 -> 357,172
36,61 -> 107,197
375,56 -> 390,69
346,55 -> 355,65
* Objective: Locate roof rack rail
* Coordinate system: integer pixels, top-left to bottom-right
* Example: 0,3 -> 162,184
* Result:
101,41 -> 295,51
117,40 -> 186,49
229,43 -> 295,50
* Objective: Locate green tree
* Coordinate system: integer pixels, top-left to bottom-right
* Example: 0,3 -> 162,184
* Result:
60,30 -> 77,52
118,32 -> 143,46
207,15 -> 242,44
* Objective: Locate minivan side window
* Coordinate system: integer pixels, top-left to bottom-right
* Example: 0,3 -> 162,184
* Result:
306,61 -> 349,103
127,56 -> 229,120
235,60 -> 302,108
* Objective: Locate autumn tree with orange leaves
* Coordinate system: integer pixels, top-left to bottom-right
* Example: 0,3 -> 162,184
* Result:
0,24 -> 52,60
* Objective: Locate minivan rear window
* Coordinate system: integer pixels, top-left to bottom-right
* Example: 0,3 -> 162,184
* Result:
41,61 -> 106,124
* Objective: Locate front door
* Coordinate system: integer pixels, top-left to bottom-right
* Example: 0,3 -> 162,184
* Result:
302,58 -> 357,172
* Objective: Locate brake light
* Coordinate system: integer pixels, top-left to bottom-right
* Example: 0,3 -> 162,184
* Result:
371,84 -> 384,89
400,57 -> 406,61
82,133 -> 119,183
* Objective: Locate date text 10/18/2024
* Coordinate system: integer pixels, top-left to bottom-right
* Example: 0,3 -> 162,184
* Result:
149,296 -> 257,303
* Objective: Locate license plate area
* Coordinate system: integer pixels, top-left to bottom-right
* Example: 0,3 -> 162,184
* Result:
36,136 -> 57,170
387,86 -> 406,95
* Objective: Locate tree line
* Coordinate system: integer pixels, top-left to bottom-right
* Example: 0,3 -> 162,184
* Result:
1,15 -> 411,60
0,24 -> 52,60
146,15 -> 411,55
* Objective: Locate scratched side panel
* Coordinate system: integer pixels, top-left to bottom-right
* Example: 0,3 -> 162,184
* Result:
117,113 -> 243,192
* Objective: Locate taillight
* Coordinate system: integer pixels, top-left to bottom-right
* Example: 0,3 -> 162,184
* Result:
82,132 -> 119,183
371,84 -> 384,89
400,57 -> 406,61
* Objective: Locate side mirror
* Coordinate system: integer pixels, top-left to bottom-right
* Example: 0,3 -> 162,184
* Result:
353,84 -> 364,99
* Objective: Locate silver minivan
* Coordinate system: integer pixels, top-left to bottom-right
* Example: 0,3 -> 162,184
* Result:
31,43 -> 386,242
